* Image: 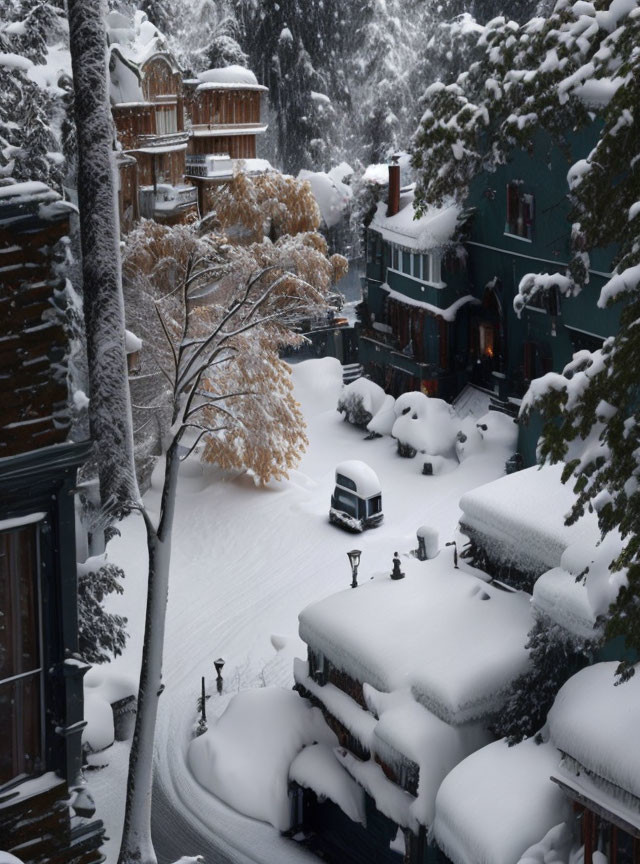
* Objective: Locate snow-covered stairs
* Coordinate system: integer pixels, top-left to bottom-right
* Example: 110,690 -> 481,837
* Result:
342,362 -> 363,384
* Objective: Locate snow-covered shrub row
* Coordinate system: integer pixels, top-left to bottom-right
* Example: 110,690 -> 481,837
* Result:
338,379 -> 518,471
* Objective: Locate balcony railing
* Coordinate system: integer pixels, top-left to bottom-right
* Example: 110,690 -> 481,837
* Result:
185,153 -> 234,180
134,131 -> 189,151
138,184 -> 198,219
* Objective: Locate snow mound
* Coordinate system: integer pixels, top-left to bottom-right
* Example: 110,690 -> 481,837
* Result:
548,662 -> 640,799
517,822 -> 574,864
366,394 -> 396,436
198,66 -> 259,87
337,377 -> 387,427
433,738 -> 568,864
298,166 -> 352,228
291,356 -> 343,418
188,687 -> 336,831
392,392 -> 458,460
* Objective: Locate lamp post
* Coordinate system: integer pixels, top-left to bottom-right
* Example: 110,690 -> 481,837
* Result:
347,549 -> 361,588
446,541 -> 459,569
214,657 -> 225,694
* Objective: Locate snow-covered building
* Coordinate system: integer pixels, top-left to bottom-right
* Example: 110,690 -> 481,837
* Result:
359,121 -> 621,464
0,182 -> 103,862
360,162 -> 473,401
548,663 -> 640,864
107,11 -> 198,228
184,66 -> 269,215
292,554 -> 533,862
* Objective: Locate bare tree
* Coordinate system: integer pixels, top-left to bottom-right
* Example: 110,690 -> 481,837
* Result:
118,239 -> 332,864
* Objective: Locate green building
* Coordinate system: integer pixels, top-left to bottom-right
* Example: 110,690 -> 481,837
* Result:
359,126 -> 620,464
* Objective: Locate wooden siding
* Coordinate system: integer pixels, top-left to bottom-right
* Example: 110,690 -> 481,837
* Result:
190,134 -> 256,159
0,209 -> 71,459
136,149 -> 187,187
112,104 -> 155,149
188,89 -> 260,126
141,55 -> 184,129
0,777 -> 104,864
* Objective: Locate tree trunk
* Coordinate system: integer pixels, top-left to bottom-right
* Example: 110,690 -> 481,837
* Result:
67,0 -> 139,516
118,442 -> 181,864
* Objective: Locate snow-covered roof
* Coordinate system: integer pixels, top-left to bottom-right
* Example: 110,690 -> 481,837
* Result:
191,124 -> 268,137
335,460 -> 381,498
195,65 -> 267,92
298,556 -> 532,725
106,11 -> 179,105
549,662 -> 640,818
532,531 -> 626,641
289,743 -> 366,825
297,166 -> 352,229
433,738 -> 568,864
459,463 -> 600,577
370,188 -> 461,252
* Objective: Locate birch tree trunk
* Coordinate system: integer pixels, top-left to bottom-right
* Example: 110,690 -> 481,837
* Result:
118,441 -> 181,864
67,0 -> 139,515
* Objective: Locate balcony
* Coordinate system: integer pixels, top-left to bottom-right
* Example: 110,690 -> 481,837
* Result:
138,184 -> 198,220
133,131 -> 189,154
185,153 -> 234,180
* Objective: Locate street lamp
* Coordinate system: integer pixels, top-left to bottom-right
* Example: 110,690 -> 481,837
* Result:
347,549 -> 361,588
214,657 -> 225,694
446,541 -> 459,569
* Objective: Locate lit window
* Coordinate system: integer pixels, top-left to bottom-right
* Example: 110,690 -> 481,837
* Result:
505,183 -> 534,240
478,323 -> 495,358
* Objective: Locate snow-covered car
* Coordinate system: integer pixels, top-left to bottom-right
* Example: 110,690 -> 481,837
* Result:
329,460 -> 383,532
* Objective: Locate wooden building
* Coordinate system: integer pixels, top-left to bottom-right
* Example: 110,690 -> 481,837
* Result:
108,11 -> 198,227
184,66 -> 268,216
0,181 -> 104,862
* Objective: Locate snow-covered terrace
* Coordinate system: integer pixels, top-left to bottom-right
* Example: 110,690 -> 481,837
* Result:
549,662 -> 640,834
298,555 -> 532,725
459,463 -> 600,581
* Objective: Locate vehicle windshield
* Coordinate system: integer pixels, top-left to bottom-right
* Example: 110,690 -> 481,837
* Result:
334,489 -> 358,518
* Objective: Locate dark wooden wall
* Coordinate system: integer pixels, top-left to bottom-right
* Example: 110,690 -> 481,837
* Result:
0,203 -> 71,458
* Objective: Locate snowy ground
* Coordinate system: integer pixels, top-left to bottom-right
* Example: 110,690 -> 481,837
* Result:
88,359 -> 514,863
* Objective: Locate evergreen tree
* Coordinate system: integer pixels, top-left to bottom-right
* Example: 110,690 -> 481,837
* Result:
493,618 -> 596,744
412,1 -> 640,677
78,560 -> 128,664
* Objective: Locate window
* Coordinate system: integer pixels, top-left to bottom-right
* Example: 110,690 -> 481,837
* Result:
505,182 -> 534,240
155,105 -> 177,135
0,522 -> 43,787
334,491 -> 358,518
478,322 -> 495,359
402,251 -> 411,275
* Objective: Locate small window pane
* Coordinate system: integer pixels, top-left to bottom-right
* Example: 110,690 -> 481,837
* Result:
402,251 -> 411,274
423,255 -> 431,283
432,255 -> 441,284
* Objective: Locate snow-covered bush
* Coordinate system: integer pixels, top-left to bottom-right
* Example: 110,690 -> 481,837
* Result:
391,392 -> 458,462
77,556 -> 128,664
366,393 -> 396,437
337,377 -> 386,428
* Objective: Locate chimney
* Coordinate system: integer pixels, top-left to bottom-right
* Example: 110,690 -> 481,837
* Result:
387,157 -> 401,217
